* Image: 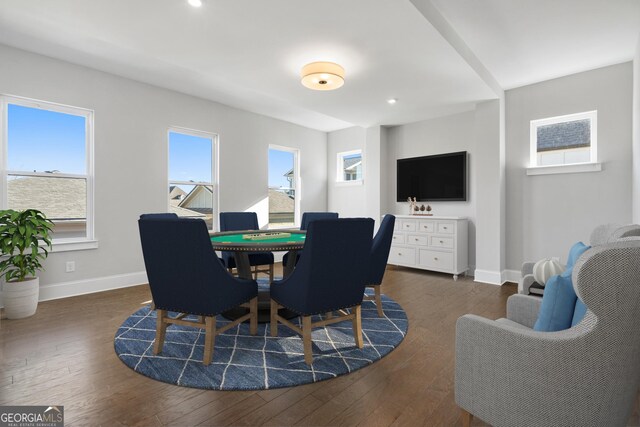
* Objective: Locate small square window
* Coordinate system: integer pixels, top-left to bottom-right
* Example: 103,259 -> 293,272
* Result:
337,150 -> 363,182
530,111 -> 597,168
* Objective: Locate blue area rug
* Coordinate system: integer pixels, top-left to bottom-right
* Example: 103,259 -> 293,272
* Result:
114,290 -> 408,390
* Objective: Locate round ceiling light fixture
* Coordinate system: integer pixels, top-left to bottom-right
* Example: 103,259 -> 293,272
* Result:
387,98 -> 397,105
301,62 -> 345,91
188,0 -> 202,7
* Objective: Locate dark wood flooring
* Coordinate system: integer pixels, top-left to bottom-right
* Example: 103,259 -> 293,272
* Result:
1,265 -> 638,426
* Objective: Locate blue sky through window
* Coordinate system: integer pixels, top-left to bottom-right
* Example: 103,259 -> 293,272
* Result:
169,131 -> 212,183
8,104 -> 86,174
269,148 -> 294,188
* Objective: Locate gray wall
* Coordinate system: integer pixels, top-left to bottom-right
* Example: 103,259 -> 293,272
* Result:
385,110 -> 478,270
0,44 -> 328,288
327,126 -> 367,217
505,62 -> 633,270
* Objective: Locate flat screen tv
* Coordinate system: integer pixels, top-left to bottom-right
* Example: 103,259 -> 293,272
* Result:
396,151 -> 467,202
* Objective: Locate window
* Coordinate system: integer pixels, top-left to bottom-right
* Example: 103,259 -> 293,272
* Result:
1,95 -> 94,246
168,128 -> 217,230
268,146 -> 298,229
337,149 -> 363,183
529,111 -> 598,172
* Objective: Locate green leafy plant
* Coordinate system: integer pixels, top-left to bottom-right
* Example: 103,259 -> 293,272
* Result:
0,209 -> 53,282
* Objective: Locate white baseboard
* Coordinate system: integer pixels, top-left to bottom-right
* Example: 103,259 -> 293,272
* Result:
474,269 -> 522,286
0,271 -> 148,308
502,269 -> 521,284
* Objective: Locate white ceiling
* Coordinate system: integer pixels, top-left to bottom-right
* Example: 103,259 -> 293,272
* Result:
0,1 -> 638,132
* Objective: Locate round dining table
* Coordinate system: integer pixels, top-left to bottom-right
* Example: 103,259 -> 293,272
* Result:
209,229 -> 306,322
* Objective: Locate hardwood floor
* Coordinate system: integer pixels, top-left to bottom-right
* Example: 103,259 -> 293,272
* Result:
0,266 -> 637,426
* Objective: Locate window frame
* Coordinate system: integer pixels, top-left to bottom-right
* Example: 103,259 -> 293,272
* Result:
528,110 -> 600,175
0,94 -> 97,252
268,144 -> 300,229
336,149 -> 364,185
167,126 -> 219,231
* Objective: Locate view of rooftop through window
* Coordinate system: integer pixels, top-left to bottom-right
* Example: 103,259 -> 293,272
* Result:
531,111 -> 596,168
6,102 -> 90,239
338,151 -> 362,181
268,147 -> 296,228
168,130 -> 215,230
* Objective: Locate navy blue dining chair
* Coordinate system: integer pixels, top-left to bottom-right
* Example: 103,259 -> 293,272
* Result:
270,218 -> 374,365
364,215 -> 396,317
219,212 -> 274,281
138,216 -> 258,365
139,213 -> 179,220
282,212 -> 339,268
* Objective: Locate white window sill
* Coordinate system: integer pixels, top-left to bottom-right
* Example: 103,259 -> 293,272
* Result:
526,162 -> 601,176
335,180 -> 364,187
50,239 -> 99,253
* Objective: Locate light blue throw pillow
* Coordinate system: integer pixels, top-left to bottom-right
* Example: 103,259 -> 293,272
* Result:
566,241 -> 590,270
533,269 -> 577,332
572,298 -> 587,326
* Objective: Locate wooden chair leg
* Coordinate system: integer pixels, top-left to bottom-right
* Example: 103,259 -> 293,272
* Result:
461,409 -> 472,427
374,285 -> 384,317
302,315 -> 313,365
352,305 -> 363,348
154,309 -> 168,355
203,316 -> 216,365
326,311 -> 333,319
269,264 -> 274,282
253,265 -> 258,280
249,297 -> 258,335
270,299 -> 279,337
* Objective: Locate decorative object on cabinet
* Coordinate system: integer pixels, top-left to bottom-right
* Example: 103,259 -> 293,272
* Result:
388,215 -> 468,280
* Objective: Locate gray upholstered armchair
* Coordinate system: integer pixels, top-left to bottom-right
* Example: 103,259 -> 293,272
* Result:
519,223 -> 640,295
456,238 -> 640,427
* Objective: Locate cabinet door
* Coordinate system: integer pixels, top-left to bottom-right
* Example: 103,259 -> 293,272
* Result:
418,221 -> 435,233
418,249 -> 454,271
392,233 -> 405,244
430,236 -> 454,249
437,222 -> 455,234
407,235 -> 429,246
401,220 -> 417,232
389,246 -> 416,265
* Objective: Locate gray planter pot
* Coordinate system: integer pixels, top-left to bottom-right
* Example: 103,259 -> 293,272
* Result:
3,277 -> 39,319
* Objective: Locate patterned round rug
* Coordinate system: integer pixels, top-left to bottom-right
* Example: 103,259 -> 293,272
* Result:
114,290 -> 408,390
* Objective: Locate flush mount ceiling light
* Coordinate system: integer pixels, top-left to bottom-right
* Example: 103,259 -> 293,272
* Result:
188,0 -> 202,7
387,98 -> 397,105
301,62 -> 345,91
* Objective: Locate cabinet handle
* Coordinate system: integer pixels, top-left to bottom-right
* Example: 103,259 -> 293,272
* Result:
443,227 -> 447,230
415,238 -> 418,241
398,253 -> 402,256
434,257 -> 438,261
440,240 -> 443,243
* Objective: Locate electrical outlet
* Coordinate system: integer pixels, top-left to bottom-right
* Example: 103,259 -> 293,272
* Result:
65,261 -> 75,273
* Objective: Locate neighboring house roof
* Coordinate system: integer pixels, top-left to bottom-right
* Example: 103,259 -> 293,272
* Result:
169,185 -> 187,200
180,185 -> 213,208
537,119 -> 591,152
268,188 -> 294,214
284,169 -> 293,178
169,205 -> 206,217
7,176 -> 86,220
344,157 -> 362,171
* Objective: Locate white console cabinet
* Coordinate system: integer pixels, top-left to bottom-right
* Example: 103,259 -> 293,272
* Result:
388,215 -> 468,280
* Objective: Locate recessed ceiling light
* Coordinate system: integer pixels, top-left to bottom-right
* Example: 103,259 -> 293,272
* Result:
188,0 -> 202,7
387,98 -> 397,105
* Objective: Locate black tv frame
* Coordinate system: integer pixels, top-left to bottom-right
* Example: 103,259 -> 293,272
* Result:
396,151 -> 467,202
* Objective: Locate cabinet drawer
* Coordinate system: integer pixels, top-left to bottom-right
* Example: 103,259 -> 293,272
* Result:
437,222 -> 454,234
389,246 -> 416,265
401,220 -> 417,232
418,249 -> 454,271
392,233 -> 405,244
418,221 -> 435,233
430,236 -> 454,249
407,234 -> 429,246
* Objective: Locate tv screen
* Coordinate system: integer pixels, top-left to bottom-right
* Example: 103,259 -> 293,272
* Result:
396,151 -> 467,202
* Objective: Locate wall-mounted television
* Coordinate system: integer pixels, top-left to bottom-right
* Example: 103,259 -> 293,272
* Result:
396,151 -> 467,202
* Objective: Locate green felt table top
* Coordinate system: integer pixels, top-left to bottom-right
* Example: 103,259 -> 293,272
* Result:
210,231 -> 306,245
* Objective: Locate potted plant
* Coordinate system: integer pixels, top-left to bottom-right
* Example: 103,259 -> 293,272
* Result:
0,209 -> 53,319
